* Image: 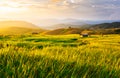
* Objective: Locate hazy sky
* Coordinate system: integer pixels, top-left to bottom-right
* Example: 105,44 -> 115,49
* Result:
0,0 -> 120,25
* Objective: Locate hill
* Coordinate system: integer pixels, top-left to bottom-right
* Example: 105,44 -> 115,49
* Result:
89,22 -> 120,30
46,24 -> 90,30
0,21 -> 40,28
0,27 -> 45,35
43,28 -> 83,35
87,22 -> 120,34
0,21 -> 44,35
44,22 -> 120,35
47,22 -> 120,30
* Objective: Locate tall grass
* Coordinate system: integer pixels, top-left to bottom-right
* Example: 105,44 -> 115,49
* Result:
0,34 -> 120,78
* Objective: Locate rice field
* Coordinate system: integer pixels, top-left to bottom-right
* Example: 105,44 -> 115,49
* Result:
0,34 -> 120,78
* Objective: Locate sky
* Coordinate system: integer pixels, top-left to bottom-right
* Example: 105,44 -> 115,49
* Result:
0,0 -> 120,26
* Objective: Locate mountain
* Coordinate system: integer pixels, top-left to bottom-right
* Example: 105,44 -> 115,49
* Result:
44,22 -> 120,35
89,22 -> 120,30
87,22 -> 120,34
37,19 -> 88,29
1,20 -> 120,35
0,21 -> 44,34
44,24 -> 91,30
42,21 -> 120,30
82,20 -> 120,24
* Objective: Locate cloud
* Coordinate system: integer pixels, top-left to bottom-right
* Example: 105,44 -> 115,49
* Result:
0,0 -> 120,21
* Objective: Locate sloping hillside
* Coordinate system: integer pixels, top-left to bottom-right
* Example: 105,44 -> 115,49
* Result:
0,27 -> 44,35
44,28 -> 83,35
0,21 -> 40,29
0,21 -> 44,35
89,22 -> 120,30
44,22 -> 120,35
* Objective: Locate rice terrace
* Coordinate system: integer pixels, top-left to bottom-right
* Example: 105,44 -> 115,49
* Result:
0,33 -> 120,78
0,0 -> 120,78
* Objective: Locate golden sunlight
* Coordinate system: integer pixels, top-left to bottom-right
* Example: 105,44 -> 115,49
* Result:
0,7 -> 18,12
0,6 -> 28,13
0,2 -> 27,13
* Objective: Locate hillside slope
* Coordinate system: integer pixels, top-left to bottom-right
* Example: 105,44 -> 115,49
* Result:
44,22 -> 120,35
0,27 -> 45,35
44,28 -> 83,35
89,22 -> 120,30
0,21 -> 40,29
0,21 -> 44,34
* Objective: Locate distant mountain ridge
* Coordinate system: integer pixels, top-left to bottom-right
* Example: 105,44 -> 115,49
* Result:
0,20 -> 120,35
89,22 -> 120,30
48,22 -> 120,30
44,22 -> 120,35
45,24 -> 91,30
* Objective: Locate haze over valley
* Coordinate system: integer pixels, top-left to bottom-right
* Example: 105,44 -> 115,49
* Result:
0,20 -> 120,35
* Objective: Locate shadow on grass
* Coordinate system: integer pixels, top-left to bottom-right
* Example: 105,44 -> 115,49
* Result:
24,38 -> 78,43
0,40 -> 88,49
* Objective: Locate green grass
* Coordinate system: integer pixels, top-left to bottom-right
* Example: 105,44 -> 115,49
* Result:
0,34 -> 120,78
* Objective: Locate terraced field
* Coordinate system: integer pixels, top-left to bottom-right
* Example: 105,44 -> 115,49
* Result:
0,34 -> 120,78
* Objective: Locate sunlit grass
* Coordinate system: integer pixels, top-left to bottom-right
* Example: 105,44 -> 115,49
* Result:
0,34 -> 120,78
